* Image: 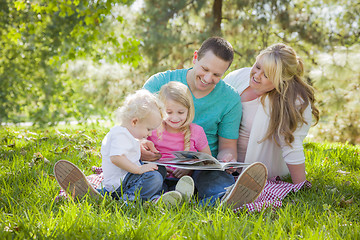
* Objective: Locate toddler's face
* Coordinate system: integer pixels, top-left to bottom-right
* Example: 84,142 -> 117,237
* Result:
164,99 -> 188,131
130,111 -> 162,140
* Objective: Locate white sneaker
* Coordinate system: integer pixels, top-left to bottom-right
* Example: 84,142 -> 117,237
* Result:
54,160 -> 101,200
175,176 -> 195,201
221,162 -> 267,210
154,191 -> 182,206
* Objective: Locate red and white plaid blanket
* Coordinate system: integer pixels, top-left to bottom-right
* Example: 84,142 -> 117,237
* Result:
235,177 -> 311,213
56,167 -> 311,213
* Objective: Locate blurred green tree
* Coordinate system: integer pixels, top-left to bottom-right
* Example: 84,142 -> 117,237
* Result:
134,0 -> 359,73
0,0 -> 140,125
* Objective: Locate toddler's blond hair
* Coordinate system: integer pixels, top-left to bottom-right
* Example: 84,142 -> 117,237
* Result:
116,89 -> 164,124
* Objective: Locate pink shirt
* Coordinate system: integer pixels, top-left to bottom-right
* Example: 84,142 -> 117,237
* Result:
148,123 -> 209,178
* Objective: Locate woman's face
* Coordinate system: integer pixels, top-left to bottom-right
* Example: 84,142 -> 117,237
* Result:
249,57 -> 276,96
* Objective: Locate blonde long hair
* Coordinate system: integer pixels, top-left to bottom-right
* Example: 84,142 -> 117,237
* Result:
158,82 -> 195,150
258,43 -> 320,147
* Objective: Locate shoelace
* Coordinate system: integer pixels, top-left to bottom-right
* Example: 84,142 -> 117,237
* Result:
221,184 -> 234,201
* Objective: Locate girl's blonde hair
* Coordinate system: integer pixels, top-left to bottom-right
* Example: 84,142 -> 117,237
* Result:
158,82 -> 195,151
258,43 -> 320,147
116,89 -> 164,125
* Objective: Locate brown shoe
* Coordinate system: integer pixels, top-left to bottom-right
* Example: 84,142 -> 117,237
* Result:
221,162 -> 267,210
54,160 -> 101,200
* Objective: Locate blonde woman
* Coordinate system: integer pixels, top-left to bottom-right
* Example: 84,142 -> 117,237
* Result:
224,43 -> 320,184
148,82 -> 212,191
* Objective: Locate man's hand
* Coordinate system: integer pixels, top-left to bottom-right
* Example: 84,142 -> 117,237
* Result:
218,152 -> 236,163
140,139 -> 162,161
218,153 -> 236,174
217,137 -> 237,174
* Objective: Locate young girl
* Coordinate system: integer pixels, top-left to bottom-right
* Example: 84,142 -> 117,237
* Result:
148,82 -> 212,191
54,89 -> 187,205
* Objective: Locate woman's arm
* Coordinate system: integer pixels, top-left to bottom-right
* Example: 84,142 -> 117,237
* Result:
281,105 -> 312,183
287,163 -> 306,184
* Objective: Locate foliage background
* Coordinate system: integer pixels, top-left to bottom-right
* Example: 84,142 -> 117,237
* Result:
1,0 -> 359,144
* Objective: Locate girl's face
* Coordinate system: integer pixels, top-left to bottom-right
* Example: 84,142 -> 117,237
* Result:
164,99 -> 189,132
249,57 -> 275,96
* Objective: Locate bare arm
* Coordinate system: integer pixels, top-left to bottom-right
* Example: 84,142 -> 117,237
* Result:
199,145 -> 212,155
110,155 -> 158,175
287,163 -> 306,184
217,137 -> 237,163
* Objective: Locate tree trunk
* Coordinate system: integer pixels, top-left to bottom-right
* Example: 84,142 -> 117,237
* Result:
211,0 -> 222,36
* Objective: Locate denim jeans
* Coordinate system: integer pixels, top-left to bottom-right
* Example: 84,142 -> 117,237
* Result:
192,170 -> 235,206
110,170 -> 163,202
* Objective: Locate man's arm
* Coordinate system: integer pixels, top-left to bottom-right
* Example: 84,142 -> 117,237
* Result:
217,136 -> 237,163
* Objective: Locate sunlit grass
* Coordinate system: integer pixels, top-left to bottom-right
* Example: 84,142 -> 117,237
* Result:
0,125 -> 359,239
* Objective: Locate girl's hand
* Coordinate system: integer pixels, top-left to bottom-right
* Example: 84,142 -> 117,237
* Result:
165,167 -> 173,177
140,140 -> 162,161
139,163 -> 158,174
172,169 -> 193,178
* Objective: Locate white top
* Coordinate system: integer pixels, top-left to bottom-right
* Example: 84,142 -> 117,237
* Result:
237,98 -> 259,163
101,125 -> 141,192
224,68 -> 312,178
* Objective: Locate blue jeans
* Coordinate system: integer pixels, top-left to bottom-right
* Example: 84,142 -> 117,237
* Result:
192,170 -> 235,206
110,170 -> 163,202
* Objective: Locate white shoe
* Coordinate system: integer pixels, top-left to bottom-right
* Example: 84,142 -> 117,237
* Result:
221,162 -> 267,210
154,191 -> 182,206
175,176 -> 195,201
54,160 -> 101,200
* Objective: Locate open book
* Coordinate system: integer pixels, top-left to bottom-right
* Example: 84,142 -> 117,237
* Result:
144,151 -> 250,171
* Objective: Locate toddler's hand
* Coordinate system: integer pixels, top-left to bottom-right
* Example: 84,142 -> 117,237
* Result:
140,163 -> 158,174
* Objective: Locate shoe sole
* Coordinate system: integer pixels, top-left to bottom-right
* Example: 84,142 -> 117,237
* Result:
175,176 -> 194,200
54,160 -> 101,200
221,162 -> 267,209
156,191 -> 182,206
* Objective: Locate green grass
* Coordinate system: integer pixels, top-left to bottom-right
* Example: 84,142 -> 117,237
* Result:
0,124 -> 359,239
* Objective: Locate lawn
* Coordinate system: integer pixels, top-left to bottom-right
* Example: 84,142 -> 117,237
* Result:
0,124 -> 359,239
